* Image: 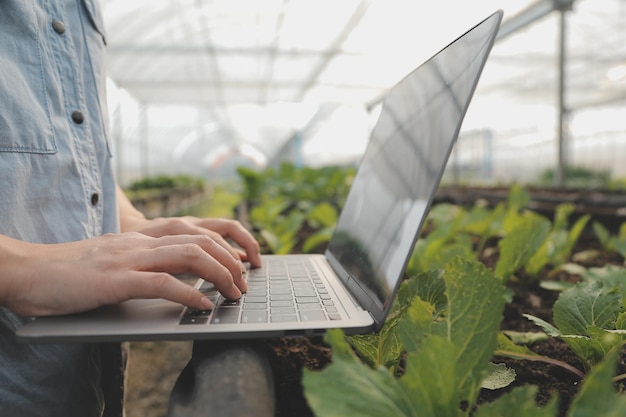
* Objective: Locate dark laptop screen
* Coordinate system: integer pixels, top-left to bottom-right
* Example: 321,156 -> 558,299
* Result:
326,11 -> 502,324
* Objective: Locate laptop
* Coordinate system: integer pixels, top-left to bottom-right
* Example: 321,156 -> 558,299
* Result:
16,10 -> 503,343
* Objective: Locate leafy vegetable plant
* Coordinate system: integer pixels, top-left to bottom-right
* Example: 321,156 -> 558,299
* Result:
303,258 -> 626,417
240,163 -> 352,254
525,266 -> 626,370
234,167 -> 626,415
304,257 -> 506,417
593,221 -> 626,259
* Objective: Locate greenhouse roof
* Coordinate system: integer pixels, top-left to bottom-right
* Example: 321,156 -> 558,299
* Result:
100,0 -> 626,179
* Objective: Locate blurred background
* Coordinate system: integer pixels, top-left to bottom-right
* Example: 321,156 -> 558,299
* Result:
102,0 -> 626,188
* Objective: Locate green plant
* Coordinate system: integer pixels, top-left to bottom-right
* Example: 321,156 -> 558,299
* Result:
127,174 -> 204,191
525,204 -> 590,278
249,196 -> 339,254
525,265 -> 626,370
476,345 -> 626,417
303,257 -> 626,416
593,221 -> 626,259
237,163 -> 355,204
239,163 -> 354,254
535,166 -> 611,188
298,184 -> 626,416
304,258 -> 506,417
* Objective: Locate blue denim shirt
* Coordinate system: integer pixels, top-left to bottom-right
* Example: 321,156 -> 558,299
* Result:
0,0 -> 121,415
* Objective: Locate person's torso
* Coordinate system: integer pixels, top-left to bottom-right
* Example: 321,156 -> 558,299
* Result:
0,1 -> 121,416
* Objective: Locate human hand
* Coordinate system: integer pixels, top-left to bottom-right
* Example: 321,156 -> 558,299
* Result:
0,232 -> 247,317
127,216 -> 262,268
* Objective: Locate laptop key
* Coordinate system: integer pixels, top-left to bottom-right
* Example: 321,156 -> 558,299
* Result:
294,289 -> 317,297
296,297 -> 320,304
298,304 -> 323,311
270,294 -> 292,301
271,300 -> 294,308
243,303 -> 267,310
211,308 -> 240,324
241,310 -> 267,323
180,316 -> 209,325
270,314 -> 298,323
271,307 -> 296,315
243,296 -> 267,303
299,310 -> 327,322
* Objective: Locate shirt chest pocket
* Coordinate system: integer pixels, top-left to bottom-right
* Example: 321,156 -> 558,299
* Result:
0,2 -> 57,154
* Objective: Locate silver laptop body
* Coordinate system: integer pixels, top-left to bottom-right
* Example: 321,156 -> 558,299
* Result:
16,10 -> 502,343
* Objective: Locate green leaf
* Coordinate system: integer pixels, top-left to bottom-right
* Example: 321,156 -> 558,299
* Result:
429,258 -> 505,402
523,314 -> 561,337
584,326 -> 626,359
398,336 -> 460,417
394,296 -> 437,354
562,214 -> 590,263
347,269 -> 443,371
593,221 -> 612,250
500,330 -> 549,345
302,227 -> 333,253
506,184 -> 531,214
550,280 -> 623,367
481,362 -> 516,390
496,332 -> 585,379
303,329 -> 417,417
474,386 -> 558,417
579,265 -> 626,308
569,345 -> 626,417
553,280 -> 621,336
616,312 -> 626,330
553,203 -> 576,230
495,214 -> 551,280
393,269 -> 446,317
306,201 -> 338,228
612,237 -> 626,259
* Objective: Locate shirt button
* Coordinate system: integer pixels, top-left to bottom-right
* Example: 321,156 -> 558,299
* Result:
52,20 -> 66,35
71,111 -> 85,124
91,193 -> 99,206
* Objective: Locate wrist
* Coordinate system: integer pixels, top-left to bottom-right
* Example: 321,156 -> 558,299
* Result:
0,236 -> 34,310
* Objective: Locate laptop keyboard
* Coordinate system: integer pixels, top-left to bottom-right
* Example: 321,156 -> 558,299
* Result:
180,257 -> 342,325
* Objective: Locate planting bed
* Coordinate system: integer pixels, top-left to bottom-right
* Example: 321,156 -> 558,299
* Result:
265,186 -> 626,417
266,235 -> 625,417
125,185 -> 626,417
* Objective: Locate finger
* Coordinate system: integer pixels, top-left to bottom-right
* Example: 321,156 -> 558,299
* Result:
122,271 -> 214,310
198,219 -> 262,268
138,218 -> 244,264
165,219 -> 245,262
134,242 -> 243,300
138,234 -> 247,293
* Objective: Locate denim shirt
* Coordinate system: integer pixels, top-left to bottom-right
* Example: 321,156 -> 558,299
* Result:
0,0 -> 121,415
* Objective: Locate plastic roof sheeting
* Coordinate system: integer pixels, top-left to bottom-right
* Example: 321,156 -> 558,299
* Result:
101,0 -> 626,182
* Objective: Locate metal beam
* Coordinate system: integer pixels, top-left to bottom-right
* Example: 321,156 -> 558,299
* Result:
497,0 -> 560,41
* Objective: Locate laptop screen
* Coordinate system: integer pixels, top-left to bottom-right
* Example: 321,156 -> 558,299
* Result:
326,11 -> 502,324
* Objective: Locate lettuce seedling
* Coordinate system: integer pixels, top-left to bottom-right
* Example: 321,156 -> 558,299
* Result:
303,258 -> 506,417
525,279 -> 625,369
494,213 -> 551,281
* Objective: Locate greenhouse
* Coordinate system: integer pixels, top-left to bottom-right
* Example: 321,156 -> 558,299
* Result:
99,1 -> 626,416
103,0 -> 626,187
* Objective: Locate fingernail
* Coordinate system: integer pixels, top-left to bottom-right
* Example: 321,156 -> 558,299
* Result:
233,285 -> 243,299
200,297 -> 213,310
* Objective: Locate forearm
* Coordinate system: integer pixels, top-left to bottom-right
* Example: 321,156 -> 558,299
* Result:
116,184 -> 150,232
0,234 -> 30,310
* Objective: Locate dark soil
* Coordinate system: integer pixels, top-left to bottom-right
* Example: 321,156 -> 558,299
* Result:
124,196 -> 626,417
263,234 -> 626,417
